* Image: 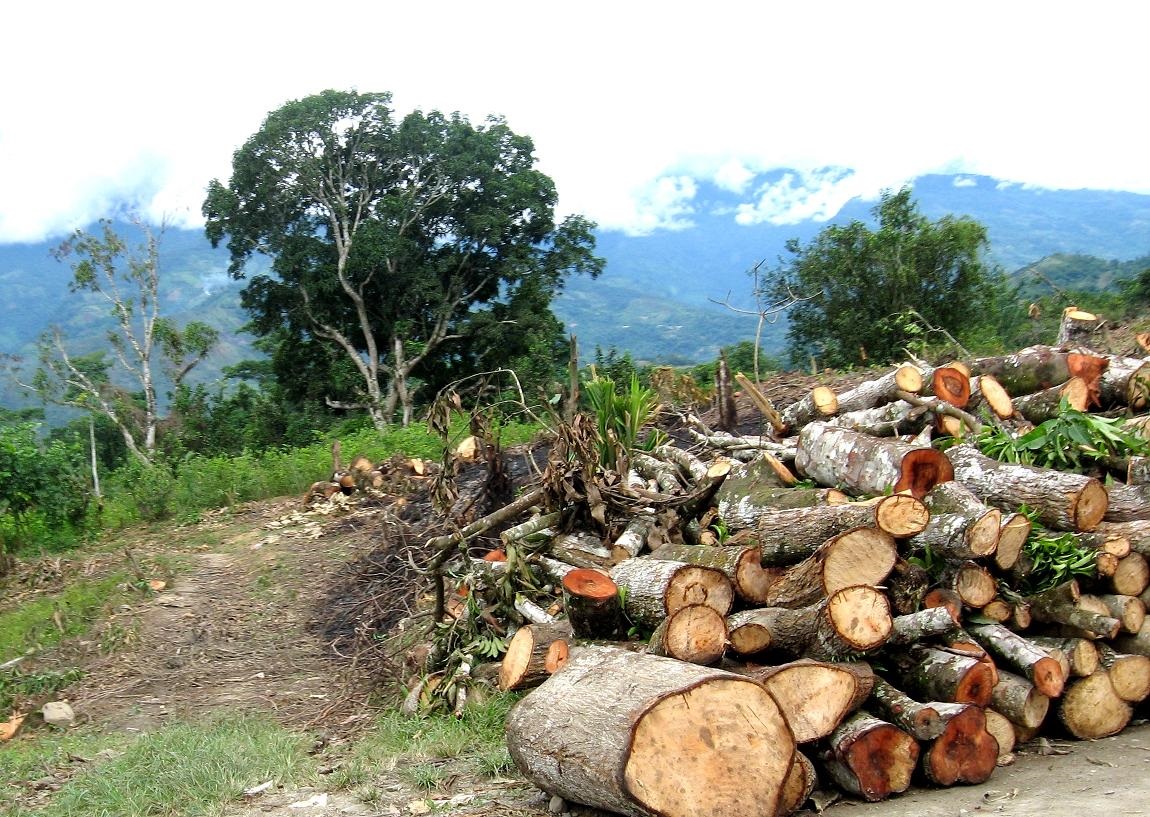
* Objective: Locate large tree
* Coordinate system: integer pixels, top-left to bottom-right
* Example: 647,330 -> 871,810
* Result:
203,90 -> 602,428
765,188 -> 1002,368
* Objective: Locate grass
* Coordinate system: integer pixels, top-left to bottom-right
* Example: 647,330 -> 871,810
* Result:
3,714 -> 315,817
0,728 -> 129,814
330,691 -> 518,791
0,574 -> 129,665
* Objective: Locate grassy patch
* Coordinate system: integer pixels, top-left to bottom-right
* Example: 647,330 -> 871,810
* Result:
0,729 -> 129,814
22,714 -> 314,817
332,692 -> 518,791
0,574 -> 128,663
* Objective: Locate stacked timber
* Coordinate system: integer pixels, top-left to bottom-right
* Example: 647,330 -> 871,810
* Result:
409,322 -> 1150,817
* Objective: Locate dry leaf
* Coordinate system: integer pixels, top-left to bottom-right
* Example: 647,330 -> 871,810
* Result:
0,714 -> 25,741
147,579 -> 167,592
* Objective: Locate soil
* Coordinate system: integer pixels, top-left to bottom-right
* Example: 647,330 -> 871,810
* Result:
8,365 -> 1150,816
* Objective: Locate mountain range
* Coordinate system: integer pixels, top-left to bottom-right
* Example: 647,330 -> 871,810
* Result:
2,172 -> 1149,411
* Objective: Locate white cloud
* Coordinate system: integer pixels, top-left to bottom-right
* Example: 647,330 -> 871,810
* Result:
953,177 -> 979,188
2,2 -> 1150,242
734,169 -> 885,226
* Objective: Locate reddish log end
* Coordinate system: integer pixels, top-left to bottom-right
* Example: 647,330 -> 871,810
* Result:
894,448 -> 955,499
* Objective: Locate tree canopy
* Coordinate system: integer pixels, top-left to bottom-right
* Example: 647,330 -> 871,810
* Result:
203,90 -> 603,427
764,188 -> 1003,368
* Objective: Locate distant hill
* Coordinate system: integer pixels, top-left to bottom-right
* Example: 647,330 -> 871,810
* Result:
2,172 -> 1149,410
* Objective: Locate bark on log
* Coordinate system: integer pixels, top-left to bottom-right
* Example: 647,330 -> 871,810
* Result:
995,512 -> 1031,572
1027,594 -> 1121,640
1012,377 -> 1089,423
797,422 -> 953,499
1097,644 -> 1150,702
551,531 -> 616,570
562,569 -> 621,638
919,703 -> 999,786
908,511 -> 1000,561
648,542 -> 776,605
613,514 -> 657,560
895,645 -> 996,706
820,712 -> 919,802
826,400 -> 930,437
1057,670 -> 1132,739
1104,484 -> 1150,522
760,526 -> 897,609
609,559 -> 733,628
968,345 -> 1075,396
499,621 -> 575,691
1056,307 -> 1102,346
1029,636 -> 1100,678
1113,619 -> 1150,658
735,659 -> 876,743
781,385 -> 839,432
648,604 -> 728,665
946,444 -> 1108,531
967,623 -> 1066,697
1099,353 -> 1150,410
505,646 -> 796,817
867,677 -> 961,740
1097,520 -> 1150,557
923,587 -> 964,623
990,670 -> 1050,729
886,606 -> 962,648
1095,593 -> 1147,633
833,364 -> 925,416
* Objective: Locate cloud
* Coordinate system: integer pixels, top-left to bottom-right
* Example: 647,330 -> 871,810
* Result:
733,169 -> 885,226
953,177 -> 979,188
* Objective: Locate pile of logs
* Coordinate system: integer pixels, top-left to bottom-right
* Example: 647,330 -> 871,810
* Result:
426,332 -> 1150,817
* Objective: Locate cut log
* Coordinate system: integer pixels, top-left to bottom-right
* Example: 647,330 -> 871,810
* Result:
967,623 -> 1065,697
968,374 -> 1014,419
826,400 -> 930,437
1095,593 -> 1146,634
1027,594 -> 1120,640
1103,485 -> 1150,523
946,444 -> 1108,531
1012,377 -> 1089,423
820,712 -> 919,802
867,677 -> 962,740
980,598 -> 1012,623
886,606 -> 962,648
1057,670 -> 1132,739
1097,519 -> 1150,557
833,364 -> 925,415
649,542 -> 776,605
895,645 -> 996,706
1113,619 -> 1150,658
983,709 -> 1016,761
760,526 -> 897,609
1096,644 -> 1150,702
648,604 -> 728,665
499,621 -> 575,691
995,512 -> 1032,572
610,559 -> 733,628
1030,636 -> 1100,678
969,345 -> 1073,396
796,422 -> 953,499
919,703 -> 998,786
781,385 -> 839,432
735,659 -> 875,743
613,514 -> 657,560
939,560 -> 997,608
922,587 -> 964,623
506,646 -> 796,817
908,511 -> 1000,561
1110,552 -> 1150,596
551,531 -> 617,570
562,569 -> 621,638
1099,353 -> 1150,410
779,751 -> 817,816
1057,307 -> 1102,346
679,458 -> 736,518
729,585 -> 891,659
990,670 -> 1050,729
924,365 -> 972,408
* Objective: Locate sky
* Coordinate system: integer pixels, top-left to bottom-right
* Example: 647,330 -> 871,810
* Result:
2,1 -> 1148,244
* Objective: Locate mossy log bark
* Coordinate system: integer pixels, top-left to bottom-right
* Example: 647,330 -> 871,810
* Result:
609,559 -> 733,628
796,422 -> 953,499
506,646 -> 796,817
893,645 -> 996,707
946,444 -> 1108,532
967,623 -> 1066,697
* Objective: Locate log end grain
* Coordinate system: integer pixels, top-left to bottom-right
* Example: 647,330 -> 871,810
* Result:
822,527 -> 898,596
1058,671 -> 1132,739
933,366 -> 972,408
1073,479 -> 1109,532
668,565 -> 736,617
921,705 -> 999,786
826,585 -> 893,652
874,494 -> 930,538
757,660 -> 868,744
656,604 -> 728,665
894,448 -> 955,499
995,513 -> 1031,571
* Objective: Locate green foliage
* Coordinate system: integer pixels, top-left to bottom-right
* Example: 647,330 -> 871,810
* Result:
1015,507 -> 1097,594
110,458 -> 177,523
764,188 -> 1005,368
689,340 -> 782,386
0,423 -> 92,556
583,372 -> 664,470
31,714 -> 313,817
975,400 -> 1150,470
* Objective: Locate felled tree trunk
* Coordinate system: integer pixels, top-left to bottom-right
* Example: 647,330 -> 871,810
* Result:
908,511 -> 1000,561
833,364 -> 925,415
939,560 -> 998,608
796,422 -> 953,499
919,703 -> 999,786
1108,553 -> 1150,596
996,512 -> 1032,571
990,670 -> 1050,729
720,495 -> 926,567
1012,377 -> 1089,423
922,365 -> 972,408
820,712 -> 919,802
551,531 -> 617,570
826,400 -> 930,437
867,677 -> 963,740
968,345 -> 1074,396
894,645 -> 996,707
1104,484 -> 1150,523
967,623 -> 1066,697
610,559 -> 733,627
649,542 -> 776,605
1097,644 -> 1150,702
781,385 -> 839,432
886,606 -> 962,648
1057,670 -> 1132,739
733,659 -> 875,743
1030,636 -> 1100,678
1099,354 -> 1150,410
506,646 -> 796,817
759,526 -> 897,609
967,374 -> 1015,419
946,444 -> 1108,531
648,604 -> 728,665
499,621 -> 574,691
562,569 -> 621,638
